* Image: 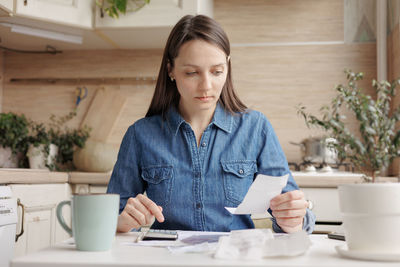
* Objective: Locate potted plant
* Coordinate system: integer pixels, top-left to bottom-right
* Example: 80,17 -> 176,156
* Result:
26,110 -> 91,171
26,122 -> 58,170
298,69 -> 400,257
49,111 -> 91,171
0,112 -> 29,168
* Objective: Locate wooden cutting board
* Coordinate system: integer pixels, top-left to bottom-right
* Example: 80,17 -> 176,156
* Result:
80,87 -> 127,143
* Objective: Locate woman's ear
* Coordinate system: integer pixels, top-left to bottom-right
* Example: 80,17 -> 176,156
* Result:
167,62 -> 172,76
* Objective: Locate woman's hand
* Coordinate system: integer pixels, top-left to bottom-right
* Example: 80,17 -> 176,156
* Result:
117,194 -> 164,233
269,190 -> 308,233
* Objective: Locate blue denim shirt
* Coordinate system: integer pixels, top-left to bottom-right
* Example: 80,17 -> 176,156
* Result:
107,104 -> 315,233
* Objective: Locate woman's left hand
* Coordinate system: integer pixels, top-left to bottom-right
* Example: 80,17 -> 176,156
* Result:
269,190 -> 308,233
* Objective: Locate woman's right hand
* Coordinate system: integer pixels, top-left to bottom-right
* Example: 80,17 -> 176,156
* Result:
117,194 -> 164,233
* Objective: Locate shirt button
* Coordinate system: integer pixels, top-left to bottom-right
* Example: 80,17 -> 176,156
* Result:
196,203 -> 202,209
201,142 -> 207,147
238,169 -> 244,174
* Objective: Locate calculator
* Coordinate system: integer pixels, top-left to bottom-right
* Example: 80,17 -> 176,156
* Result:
142,229 -> 178,241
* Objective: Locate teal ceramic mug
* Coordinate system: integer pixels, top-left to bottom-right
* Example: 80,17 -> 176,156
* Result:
56,193 -> 120,251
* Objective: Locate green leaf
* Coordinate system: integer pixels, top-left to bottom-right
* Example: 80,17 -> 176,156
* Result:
116,0 -> 127,13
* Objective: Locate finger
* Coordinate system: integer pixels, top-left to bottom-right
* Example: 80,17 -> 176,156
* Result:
128,197 -> 154,225
124,204 -> 147,226
270,190 -> 304,208
272,208 -> 306,218
118,210 -> 141,231
270,199 -> 308,211
137,194 -> 165,222
276,217 -> 303,228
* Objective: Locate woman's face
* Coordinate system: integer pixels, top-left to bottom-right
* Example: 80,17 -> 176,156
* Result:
170,39 -> 228,115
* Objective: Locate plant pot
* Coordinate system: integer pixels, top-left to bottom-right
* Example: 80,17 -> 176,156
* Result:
338,183 -> 400,253
73,140 -> 118,172
0,145 -> 19,168
27,144 -> 58,169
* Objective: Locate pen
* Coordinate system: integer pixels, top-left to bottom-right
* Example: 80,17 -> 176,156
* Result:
135,231 -> 146,243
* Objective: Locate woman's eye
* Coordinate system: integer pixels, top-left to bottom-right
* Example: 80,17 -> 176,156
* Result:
185,72 -> 197,76
213,70 -> 224,76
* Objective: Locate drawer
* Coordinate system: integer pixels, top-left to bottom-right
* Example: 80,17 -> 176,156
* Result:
301,187 -> 342,222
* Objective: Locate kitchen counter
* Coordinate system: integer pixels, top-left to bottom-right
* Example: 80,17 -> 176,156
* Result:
68,171 -> 399,188
1,169 -> 398,187
0,169 -> 110,185
68,171 -> 111,185
293,171 -> 399,188
11,233 -> 399,267
0,168 -> 68,184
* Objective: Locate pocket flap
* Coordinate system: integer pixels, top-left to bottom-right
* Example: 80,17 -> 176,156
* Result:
221,160 -> 257,178
141,165 -> 173,184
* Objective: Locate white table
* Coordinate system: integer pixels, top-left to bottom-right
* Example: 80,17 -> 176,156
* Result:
11,233 -> 399,267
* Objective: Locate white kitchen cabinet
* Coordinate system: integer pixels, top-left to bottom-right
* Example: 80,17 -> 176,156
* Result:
71,184 -> 107,194
22,209 -> 52,255
301,187 -> 341,222
300,187 -> 342,233
95,0 -> 213,28
10,183 -> 72,258
14,0 -> 93,28
0,0 -> 13,13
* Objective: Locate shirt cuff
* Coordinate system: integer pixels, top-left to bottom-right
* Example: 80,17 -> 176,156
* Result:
271,208 -> 316,234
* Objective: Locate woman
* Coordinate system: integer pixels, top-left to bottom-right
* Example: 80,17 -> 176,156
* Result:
107,15 -> 315,234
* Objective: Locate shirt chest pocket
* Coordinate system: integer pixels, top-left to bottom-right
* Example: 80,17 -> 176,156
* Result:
221,160 -> 257,205
141,165 -> 174,207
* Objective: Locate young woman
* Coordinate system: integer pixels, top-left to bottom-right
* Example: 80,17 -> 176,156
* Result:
107,15 -> 315,234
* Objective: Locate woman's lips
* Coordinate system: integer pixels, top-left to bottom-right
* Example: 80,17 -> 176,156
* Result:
196,96 -> 213,102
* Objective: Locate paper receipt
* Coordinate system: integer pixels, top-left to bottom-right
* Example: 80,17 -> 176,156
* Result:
225,174 -> 288,215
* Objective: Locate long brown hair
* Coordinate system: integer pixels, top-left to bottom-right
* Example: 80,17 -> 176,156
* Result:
145,15 -> 247,118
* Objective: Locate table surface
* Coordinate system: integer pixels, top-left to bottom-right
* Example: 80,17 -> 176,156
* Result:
11,232 -> 400,267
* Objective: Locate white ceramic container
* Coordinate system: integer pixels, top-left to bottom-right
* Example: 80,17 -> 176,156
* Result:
338,183 -> 400,254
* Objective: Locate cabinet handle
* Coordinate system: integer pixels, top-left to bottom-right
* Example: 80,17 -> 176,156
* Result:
307,199 -> 314,210
15,198 -> 25,242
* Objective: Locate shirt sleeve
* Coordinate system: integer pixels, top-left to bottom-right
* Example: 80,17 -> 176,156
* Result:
107,124 -> 145,214
256,113 -> 316,234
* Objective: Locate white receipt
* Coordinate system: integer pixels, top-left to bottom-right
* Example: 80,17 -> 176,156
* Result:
225,174 -> 288,215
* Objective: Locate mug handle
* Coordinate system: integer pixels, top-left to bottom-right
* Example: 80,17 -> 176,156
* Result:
56,200 -> 72,236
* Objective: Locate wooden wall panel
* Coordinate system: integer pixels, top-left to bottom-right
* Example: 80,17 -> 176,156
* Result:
4,49 -> 162,79
214,0 -> 344,43
231,44 -> 376,162
3,49 -> 162,145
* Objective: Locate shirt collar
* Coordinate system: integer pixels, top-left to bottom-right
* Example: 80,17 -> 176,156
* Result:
167,103 -> 233,136
211,103 -> 232,133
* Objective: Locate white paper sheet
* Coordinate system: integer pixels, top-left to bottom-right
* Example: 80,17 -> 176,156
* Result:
225,174 -> 288,215
123,231 -> 229,247
214,229 -> 311,260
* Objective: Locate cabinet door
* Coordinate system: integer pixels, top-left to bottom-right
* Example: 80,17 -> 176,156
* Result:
0,0 -> 13,12
14,208 -> 52,257
15,0 -> 93,28
301,187 -> 341,222
11,183 -> 71,258
27,210 -> 52,255
95,0 -> 212,28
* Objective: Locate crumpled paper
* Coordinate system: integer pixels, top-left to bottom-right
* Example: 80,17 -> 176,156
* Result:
214,229 -> 311,260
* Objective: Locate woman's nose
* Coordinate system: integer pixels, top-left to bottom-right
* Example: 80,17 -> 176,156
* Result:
199,73 -> 212,91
